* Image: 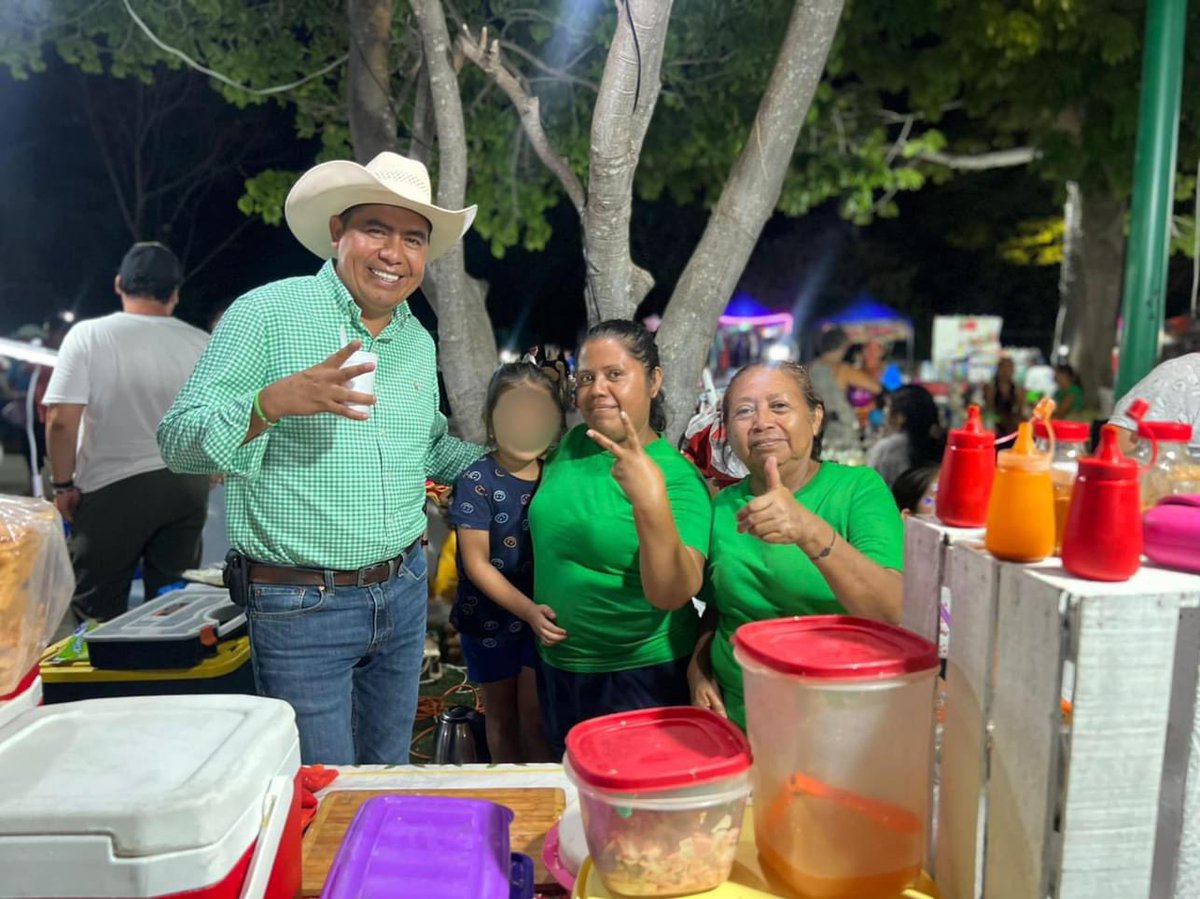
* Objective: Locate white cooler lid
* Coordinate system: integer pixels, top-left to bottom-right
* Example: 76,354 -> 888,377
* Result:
0,694 -> 297,856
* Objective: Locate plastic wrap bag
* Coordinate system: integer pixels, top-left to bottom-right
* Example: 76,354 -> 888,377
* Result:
0,495 -> 74,695
680,370 -> 749,489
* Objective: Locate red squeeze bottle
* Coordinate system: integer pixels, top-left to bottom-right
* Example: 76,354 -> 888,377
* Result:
936,405 -> 996,527
1061,425 -> 1143,581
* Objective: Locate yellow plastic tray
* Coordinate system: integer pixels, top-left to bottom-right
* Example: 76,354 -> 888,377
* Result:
571,810 -> 939,899
39,635 -> 250,683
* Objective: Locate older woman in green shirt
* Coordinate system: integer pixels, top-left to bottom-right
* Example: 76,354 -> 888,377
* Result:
530,320 -> 712,755
689,362 -> 904,729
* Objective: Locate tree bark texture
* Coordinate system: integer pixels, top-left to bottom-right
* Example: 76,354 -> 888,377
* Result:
582,0 -> 674,323
410,0 -> 498,443
657,0 -> 846,443
346,0 -> 398,162
1063,190 -> 1127,409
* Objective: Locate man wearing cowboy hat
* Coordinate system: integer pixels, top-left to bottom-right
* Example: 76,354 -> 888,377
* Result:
159,153 -> 484,765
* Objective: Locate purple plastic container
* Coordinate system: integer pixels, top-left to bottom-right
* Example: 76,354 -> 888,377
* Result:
321,795 -> 515,899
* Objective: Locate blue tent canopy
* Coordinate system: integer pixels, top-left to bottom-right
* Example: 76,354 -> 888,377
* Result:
814,295 -> 913,343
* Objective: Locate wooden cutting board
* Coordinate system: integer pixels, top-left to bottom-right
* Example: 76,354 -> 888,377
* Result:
301,788 -> 566,895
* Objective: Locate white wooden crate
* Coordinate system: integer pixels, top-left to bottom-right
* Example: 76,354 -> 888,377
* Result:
903,518 -> 1200,899
901,517 -> 986,654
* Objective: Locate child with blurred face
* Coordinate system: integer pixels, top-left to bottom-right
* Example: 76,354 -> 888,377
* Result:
447,364 -> 566,762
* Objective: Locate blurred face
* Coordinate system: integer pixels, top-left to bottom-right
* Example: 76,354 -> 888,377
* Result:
1054,370 -> 1070,388
329,204 -> 430,320
726,367 -> 825,475
998,359 -> 1015,381
491,383 -> 562,462
575,338 -> 661,442
865,340 -> 884,367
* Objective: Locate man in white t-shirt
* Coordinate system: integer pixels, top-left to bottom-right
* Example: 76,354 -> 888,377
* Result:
44,242 -> 211,623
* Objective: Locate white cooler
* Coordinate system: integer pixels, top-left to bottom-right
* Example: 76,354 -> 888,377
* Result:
0,694 -> 302,899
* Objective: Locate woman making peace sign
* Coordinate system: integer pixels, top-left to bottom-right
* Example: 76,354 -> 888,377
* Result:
529,320 -> 712,754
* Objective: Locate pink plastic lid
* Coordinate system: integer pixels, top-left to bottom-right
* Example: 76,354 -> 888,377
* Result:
1034,420 -> 1090,442
947,405 -> 994,449
565,707 -> 751,793
734,615 -> 938,680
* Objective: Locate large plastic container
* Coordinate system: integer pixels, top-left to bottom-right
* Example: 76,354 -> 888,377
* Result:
564,707 -> 752,897
734,616 -> 938,899
321,795 -> 517,899
1132,420 -> 1200,510
0,694 -> 301,898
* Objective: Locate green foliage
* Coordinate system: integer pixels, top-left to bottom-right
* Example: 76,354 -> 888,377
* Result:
8,0 -> 1198,265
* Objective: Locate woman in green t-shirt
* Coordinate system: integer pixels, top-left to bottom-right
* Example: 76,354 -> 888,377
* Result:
688,362 -> 905,729
1053,363 -> 1085,420
529,320 -> 713,754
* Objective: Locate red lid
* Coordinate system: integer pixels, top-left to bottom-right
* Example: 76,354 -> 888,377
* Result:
1137,420 -> 1195,442
1034,420 -> 1090,442
565,707 -> 752,793
1078,425 -> 1138,481
733,615 -> 938,679
947,405 -> 994,449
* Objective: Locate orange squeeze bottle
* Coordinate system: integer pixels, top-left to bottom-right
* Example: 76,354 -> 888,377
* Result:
985,421 -> 1056,563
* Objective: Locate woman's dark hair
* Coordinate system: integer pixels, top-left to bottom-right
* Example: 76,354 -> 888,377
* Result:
888,384 -> 945,468
582,319 -> 668,433
817,326 -> 850,357
892,465 -> 940,515
1055,363 -> 1080,385
721,362 -> 827,460
482,362 -> 567,446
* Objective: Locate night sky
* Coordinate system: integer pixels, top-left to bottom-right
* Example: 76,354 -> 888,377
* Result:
5,58 -> 1191,358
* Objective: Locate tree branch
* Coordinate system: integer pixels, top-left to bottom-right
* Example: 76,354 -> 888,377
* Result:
657,0 -> 846,443
119,0 -> 348,98
458,25 -> 586,215
495,38 -> 598,92
582,0 -> 675,321
346,0 -> 399,161
915,147 -> 1039,170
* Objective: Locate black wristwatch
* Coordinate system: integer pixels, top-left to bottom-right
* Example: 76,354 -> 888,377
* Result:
52,479 -> 76,493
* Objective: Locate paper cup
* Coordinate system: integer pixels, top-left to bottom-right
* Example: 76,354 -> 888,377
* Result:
342,349 -> 377,414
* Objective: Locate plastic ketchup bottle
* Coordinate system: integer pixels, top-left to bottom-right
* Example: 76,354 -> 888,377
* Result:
936,405 -> 996,528
1061,425 -> 1143,581
985,421 -> 1055,562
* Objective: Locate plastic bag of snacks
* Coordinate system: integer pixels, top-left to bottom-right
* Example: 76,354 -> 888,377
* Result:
0,495 -> 74,695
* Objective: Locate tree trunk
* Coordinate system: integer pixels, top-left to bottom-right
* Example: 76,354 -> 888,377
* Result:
1052,181 -> 1083,365
657,0 -> 846,443
581,0 -> 674,323
410,0 -> 498,443
1063,190 -> 1126,410
346,0 -> 397,161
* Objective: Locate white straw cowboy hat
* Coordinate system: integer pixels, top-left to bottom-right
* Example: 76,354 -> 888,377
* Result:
285,152 -> 477,262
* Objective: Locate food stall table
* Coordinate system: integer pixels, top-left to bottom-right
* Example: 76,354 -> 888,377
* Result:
302,764 -> 575,896
903,516 -> 1200,899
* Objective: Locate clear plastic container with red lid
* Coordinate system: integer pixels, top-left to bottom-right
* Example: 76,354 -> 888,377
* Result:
1034,420 -> 1092,555
564,707 -> 751,896
733,615 -> 938,680
1133,419 -> 1200,510
734,616 -> 937,899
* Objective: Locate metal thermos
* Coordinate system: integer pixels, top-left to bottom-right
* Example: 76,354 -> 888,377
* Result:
432,705 -> 482,765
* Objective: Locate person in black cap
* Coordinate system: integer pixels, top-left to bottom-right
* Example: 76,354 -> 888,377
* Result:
44,242 -> 212,625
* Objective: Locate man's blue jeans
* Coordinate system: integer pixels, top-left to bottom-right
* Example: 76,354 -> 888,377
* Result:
246,550 -> 428,764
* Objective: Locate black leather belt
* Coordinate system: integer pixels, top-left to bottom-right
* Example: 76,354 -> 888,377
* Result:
248,541 -> 418,588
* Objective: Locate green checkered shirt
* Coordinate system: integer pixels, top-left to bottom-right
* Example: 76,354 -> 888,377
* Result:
158,261 -> 484,569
